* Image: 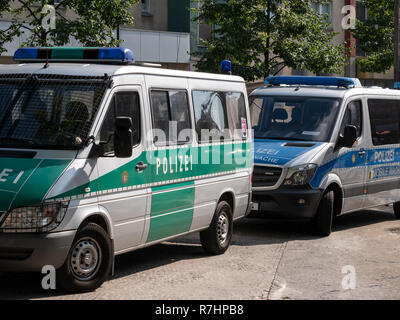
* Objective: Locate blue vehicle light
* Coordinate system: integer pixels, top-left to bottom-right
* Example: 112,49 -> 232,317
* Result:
13,47 -> 135,64
264,76 -> 361,88
221,60 -> 232,74
13,48 -> 39,61
98,48 -> 134,62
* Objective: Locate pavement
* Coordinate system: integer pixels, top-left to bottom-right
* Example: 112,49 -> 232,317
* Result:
0,206 -> 400,300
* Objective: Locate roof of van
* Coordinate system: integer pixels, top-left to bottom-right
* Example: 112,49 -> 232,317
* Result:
250,85 -> 400,99
0,63 -> 245,83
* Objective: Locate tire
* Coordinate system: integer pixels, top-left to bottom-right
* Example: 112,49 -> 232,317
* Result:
200,201 -> 233,255
57,223 -> 113,293
393,202 -> 400,219
314,190 -> 334,237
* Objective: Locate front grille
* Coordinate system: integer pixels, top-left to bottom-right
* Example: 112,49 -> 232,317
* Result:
253,166 -> 283,187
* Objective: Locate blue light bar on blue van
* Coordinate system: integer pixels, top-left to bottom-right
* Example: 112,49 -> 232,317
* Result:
13,47 -> 135,64
264,76 -> 361,88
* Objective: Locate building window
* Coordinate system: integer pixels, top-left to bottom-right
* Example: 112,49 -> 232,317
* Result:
141,0 -> 151,14
197,2 -> 212,46
198,24 -> 212,46
312,1 -> 332,23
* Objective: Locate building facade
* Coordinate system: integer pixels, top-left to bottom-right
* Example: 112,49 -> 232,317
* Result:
0,0 -> 191,70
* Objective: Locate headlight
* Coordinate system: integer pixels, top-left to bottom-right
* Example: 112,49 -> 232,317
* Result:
0,201 -> 69,233
283,164 -> 318,186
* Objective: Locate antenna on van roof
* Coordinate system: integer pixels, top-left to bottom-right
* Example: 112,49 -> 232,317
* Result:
43,49 -> 50,69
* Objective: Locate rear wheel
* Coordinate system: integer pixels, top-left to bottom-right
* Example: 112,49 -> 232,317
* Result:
314,190 -> 334,237
393,202 -> 400,219
57,223 -> 112,293
200,201 -> 233,255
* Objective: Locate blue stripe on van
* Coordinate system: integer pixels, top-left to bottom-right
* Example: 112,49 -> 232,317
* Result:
254,139 -> 322,166
310,147 -> 400,188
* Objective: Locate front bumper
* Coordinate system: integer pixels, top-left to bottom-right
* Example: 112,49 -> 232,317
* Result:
0,230 -> 76,272
252,186 -> 323,219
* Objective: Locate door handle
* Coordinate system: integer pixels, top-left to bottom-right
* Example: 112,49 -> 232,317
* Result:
358,150 -> 366,157
135,161 -> 148,172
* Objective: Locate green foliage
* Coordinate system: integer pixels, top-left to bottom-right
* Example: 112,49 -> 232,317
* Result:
193,0 -> 348,82
351,0 -> 394,73
0,0 -> 138,52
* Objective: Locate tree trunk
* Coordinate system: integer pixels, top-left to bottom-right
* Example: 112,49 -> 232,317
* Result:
264,0 -> 271,78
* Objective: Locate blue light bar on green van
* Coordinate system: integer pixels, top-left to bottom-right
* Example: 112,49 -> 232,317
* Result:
13,47 -> 135,64
264,76 -> 361,89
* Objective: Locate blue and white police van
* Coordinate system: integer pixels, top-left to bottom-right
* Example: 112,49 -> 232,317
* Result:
249,76 -> 400,236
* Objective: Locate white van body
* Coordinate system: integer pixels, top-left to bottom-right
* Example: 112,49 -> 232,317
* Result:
249,77 -> 400,234
0,56 -> 252,291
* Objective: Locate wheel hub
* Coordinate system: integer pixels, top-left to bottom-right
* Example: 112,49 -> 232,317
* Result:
217,213 -> 229,244
70,238 -> 102,281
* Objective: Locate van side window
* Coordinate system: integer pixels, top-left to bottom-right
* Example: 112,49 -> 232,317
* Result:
193,90 -> 247,142
150,90 -> 191,145
226,92 -> 248,140
368,99 -> 400,146
99,92 -> 140,154
340,100 -> 362,138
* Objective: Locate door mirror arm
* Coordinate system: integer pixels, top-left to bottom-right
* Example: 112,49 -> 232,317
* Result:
336,125 -> 358,149
114,116 -> 133,158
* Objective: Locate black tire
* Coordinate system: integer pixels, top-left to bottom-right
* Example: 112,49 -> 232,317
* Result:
200,201 -> 233,255
394,202 -> 400,219
314,190 -> 334,237
57,223 -> 113,293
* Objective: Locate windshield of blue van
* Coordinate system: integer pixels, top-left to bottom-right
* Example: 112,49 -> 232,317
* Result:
0,75 -> 108,149
249,95 -> 341,142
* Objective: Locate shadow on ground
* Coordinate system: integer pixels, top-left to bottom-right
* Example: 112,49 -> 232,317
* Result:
0,207 -> 396,300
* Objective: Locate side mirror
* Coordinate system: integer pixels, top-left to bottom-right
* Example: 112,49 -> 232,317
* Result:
339,125 -> 357,148
114,116 -> 133,158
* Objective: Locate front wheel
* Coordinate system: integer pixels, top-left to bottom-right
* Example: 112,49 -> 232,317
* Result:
314,190 -> 334,237
57,223 -> 113,293
200,201 -> 233,255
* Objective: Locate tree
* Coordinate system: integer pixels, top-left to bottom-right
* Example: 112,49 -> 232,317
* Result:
0,0 -> 138,51
351,0 -> 394,73
193,0 -> 348,82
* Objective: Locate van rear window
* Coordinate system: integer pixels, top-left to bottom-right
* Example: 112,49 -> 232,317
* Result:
192,90 -> 247,143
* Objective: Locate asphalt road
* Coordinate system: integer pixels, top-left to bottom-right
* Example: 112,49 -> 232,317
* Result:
1,206 -> 400,300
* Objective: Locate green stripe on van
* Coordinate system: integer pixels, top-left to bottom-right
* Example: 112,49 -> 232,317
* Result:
147,182 -> 195,242
11,159 -> 72,208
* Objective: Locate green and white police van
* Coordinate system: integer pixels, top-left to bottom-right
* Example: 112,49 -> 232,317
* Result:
250,76 -> 400,236
0,47 -> 253,292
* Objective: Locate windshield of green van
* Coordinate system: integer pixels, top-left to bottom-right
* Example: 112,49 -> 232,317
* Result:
0,75 -> 108,149
249,95 -> 341,142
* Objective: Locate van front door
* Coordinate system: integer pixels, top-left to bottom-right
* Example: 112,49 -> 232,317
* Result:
96,88 -> 150,252
336,99 -> 368,213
